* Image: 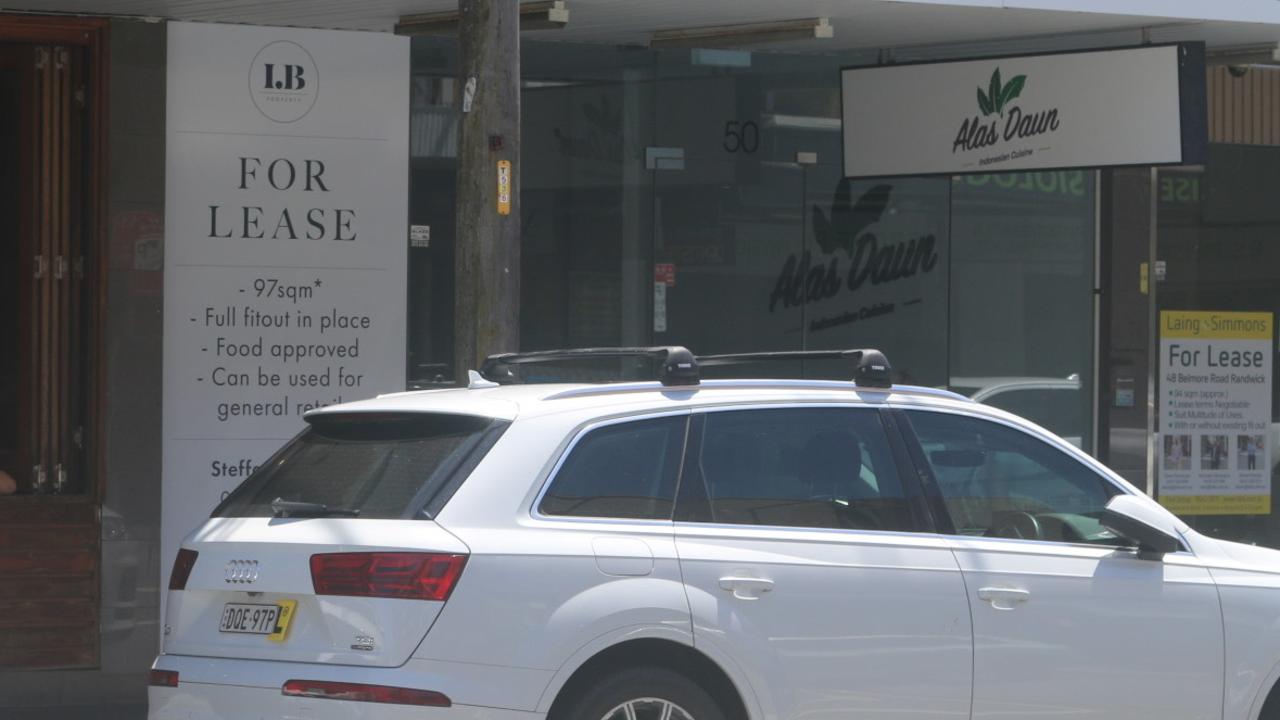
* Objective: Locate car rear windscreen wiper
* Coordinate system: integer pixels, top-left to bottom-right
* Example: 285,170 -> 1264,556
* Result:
270,498 -> 361,518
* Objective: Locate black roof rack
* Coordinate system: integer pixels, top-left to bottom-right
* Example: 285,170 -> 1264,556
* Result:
697,349 -> 892,389
481,346 -> 699,387
479,346 -> 893,389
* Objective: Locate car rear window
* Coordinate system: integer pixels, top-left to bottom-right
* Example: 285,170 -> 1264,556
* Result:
539,415 -> 687,520
213,412 -> 506,520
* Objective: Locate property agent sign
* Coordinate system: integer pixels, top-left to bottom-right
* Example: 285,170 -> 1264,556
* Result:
1158,311 -> 1273,516
841,44 -> 1206,178
162,22 -> 409,598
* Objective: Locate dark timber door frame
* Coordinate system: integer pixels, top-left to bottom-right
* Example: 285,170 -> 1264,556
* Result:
0,14 -> 107,671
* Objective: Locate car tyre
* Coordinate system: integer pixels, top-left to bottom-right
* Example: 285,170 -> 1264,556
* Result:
562,666 -> 726,720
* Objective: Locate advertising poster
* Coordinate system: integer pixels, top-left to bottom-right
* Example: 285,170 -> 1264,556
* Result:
162,23 -> 409,592
1159,311 -> 1272,515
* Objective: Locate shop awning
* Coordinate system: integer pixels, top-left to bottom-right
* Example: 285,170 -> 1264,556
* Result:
7,0 -> 1280,55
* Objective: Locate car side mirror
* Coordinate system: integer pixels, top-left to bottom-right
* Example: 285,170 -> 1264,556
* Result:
1100,495 -> 1182,558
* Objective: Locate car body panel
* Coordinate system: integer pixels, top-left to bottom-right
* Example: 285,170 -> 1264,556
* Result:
948,536 -> 1223,720
412,531 -> 691,673
532,623 -> 715,716
1189,538 -> 1280,720
150,652 -> 553,712
675,522 -> 972,720
165,517 -> 467,667
149,682 -> 542,720
150,379 -> 1280,720
417,409 -> 693,675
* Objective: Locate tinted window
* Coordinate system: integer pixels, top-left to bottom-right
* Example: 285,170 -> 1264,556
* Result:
906,410 -> 1121,545
215,413 -> 503,519
540,415 -> 687,520
686,408 -> 914,532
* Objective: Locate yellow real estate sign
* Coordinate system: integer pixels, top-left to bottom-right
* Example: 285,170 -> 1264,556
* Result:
1158,311 -> 1272,516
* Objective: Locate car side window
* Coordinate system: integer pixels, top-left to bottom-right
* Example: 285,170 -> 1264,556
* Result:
905,410 -> 1123,545
683,407 -> 916,532
539,415 -> 687,520
981,388 -> 1084,445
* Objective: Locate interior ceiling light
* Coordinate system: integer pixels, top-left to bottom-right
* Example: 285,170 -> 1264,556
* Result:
396,1 -> 569,35
1206,43 -> 1280,67
649,17 -> 833,50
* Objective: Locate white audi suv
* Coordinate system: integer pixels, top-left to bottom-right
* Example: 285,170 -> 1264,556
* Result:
150,347 -> 1280,720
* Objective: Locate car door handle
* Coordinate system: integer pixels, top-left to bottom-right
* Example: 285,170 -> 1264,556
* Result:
718,576 -> 774,600
977,586 -> 1030,610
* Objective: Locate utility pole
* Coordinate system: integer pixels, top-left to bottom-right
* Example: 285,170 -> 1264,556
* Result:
455,0 -> 520,382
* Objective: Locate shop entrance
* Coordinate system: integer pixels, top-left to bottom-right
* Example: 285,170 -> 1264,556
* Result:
0,16 -> 106,671
0,42 -> 90,498
0,45 -> 31,491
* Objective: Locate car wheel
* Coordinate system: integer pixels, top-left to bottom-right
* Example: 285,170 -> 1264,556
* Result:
564,666 -> 726,720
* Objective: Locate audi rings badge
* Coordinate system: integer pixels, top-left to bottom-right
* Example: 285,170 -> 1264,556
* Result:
224,559 -> 260,584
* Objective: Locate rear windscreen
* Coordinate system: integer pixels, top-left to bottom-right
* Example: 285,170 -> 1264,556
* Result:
213,413 -> 505,519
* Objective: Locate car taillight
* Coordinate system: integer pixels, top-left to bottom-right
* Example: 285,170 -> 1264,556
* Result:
310,552 -> 467,601
149,669 -> 179,687
168,549 -> 198,591
282,680 -> 450,707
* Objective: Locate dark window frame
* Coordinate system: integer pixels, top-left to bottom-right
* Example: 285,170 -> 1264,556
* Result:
672,404 -> 933,534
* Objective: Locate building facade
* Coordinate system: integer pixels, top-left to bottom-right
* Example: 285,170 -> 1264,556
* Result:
3,0 -> 1280,715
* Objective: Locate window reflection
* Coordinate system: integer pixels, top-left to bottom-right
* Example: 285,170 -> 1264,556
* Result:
405,39 -> 1099,449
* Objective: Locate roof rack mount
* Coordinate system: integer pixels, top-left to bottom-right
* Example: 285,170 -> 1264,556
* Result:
698,349 -> 892,389
481,346 -> 699,387
479,346 -> 893,389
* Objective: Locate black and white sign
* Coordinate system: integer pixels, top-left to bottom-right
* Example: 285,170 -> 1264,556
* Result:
162,22 -> 408,590
842,44 -> 1206,178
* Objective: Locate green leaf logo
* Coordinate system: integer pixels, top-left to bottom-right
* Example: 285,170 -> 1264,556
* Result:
976,88 -> 994,116
989,68 -> 1002,116
976,67 -> 1027,117
1000,74 -> 1026,111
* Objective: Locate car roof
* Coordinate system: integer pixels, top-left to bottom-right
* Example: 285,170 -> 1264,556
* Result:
307,379 -> 977,423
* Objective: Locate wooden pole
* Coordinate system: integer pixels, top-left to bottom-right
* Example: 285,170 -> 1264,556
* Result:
455,0 -> 521,382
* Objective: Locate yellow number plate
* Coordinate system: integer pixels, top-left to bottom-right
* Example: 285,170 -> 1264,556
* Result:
267,599 -> 297,643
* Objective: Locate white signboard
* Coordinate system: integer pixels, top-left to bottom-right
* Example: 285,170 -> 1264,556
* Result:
1159,311 -> 1272,516
162,22 -> 408,583
842,44 -> 1204,178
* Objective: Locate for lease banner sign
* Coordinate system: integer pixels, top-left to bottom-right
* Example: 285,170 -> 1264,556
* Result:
162,22 -> 409,595
1159,311 -> 1272,516
841,44 -> 1205,178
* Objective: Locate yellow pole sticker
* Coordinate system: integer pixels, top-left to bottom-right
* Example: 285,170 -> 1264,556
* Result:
497,160 -> 511,216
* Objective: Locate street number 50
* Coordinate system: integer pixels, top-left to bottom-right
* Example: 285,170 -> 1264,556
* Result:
723,121 -> 760,154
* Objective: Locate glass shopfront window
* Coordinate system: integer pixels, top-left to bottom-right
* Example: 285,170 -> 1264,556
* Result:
1157,145 -> 1280,547
407,38 -> 1097,449
950,172 -> 1096,450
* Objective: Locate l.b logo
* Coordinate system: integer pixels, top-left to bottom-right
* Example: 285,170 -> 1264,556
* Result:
249,40 -> 318,123
263,63 -> 306,92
